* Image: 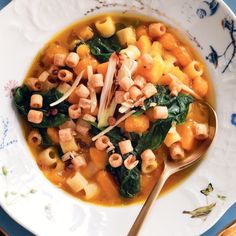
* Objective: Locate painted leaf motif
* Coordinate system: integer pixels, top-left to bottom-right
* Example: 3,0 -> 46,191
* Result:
208,0 -> 219,16
217,194 -> 227,200
183,203 -> 216,218
196,9 -> 207,19
206,46 -> 218,67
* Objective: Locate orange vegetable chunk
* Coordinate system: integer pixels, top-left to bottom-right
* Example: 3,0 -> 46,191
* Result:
124,114 -> 150,133
89,147 -> 107,170
96,170 -> 119,198
176,121 -> 196,151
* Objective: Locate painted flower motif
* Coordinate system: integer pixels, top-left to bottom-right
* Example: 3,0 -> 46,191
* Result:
206,17 -> 236,73
231,114 -> 236,126
206,46 -> 218,68
4,80 -> 18,98
0,119 -> 17,150
196,0 -> 219,19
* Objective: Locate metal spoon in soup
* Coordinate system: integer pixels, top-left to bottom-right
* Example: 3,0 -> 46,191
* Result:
128,100 -> 218,236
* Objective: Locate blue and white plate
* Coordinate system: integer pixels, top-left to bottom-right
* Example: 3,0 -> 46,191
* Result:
0,0 -> 235,235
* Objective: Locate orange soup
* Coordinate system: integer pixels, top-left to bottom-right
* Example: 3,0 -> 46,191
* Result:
13,13 -> 212,206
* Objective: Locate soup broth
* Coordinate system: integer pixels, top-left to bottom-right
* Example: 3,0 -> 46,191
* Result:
14,13 -> 213,206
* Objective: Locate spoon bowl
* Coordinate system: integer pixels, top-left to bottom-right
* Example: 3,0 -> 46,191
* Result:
128,100 -> 218,236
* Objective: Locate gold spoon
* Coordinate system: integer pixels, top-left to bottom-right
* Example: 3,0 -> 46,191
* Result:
128,101 -> 218,236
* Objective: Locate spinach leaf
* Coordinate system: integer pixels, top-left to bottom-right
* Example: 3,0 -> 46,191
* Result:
32,113 -> 69,128
13,86 -> 31,116
168,94 -> 194,124
106,165 -> 140,198
120,167 -> 140,198
13,86 -> 70,128
38,128 -> 53,146
135,118 -> 173,154
89,122 -> 124,143
87,36 -> 122,63
134,86 -> 194,124
42,89 -> 70,114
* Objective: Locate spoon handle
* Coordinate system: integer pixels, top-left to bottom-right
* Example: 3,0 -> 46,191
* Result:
128,170 -> 170,236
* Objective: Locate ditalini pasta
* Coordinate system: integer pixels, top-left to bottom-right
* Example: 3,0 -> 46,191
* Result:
13,13 -> 212,206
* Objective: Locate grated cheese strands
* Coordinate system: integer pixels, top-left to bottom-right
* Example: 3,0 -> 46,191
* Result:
87,65 -> 93,81
50,71 -> 84,107
90,88 -> 97,113
87,65 -> 97,113
119,106 -> 130,113
168,73 -> 202,100
97,53 -> 119,122
92,110 -> 135,141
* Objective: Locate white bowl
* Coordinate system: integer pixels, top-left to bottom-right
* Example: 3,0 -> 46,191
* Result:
0,0 -> 235,235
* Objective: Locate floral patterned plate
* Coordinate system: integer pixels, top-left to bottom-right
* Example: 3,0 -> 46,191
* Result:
0,0 -> 235,235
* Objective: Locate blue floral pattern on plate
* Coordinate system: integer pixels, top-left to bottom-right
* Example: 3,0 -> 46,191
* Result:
0,118 -> 17,150
231,114 -> 236,126
206,18 -> 236,73
196,0 -> 219,18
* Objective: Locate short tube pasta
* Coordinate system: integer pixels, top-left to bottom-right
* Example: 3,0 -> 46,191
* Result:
30,94 -> 43,108
25,77 -> 42,91
57,82 -> 71,94
141,160 -> 158,174
27,129 -> 42,147
83,182 -> 100,200
54,53 -> 67,67
75,84 -> 90,98
58,69 -> 73,82
183,61 -> 203,79
109,153 -> 123,168
65,52 -> 80,68
194,123 -> 209,140
119,140 -> 133,155
116,27 -> 136,46
95,135 -> 111,151
66,172 -> 88,192
148,23 -> 166,39
169,142 -> 185,161
27,110 -> 43,124
38,71 -> 50,83
60,136 -> 79,153
164,126 -> 181,147
38,147 -> 58,167
95,16 -> 116,38
141,149 -> 156,164
120,45 -> 141,60
42,78 -> 58,91
68,104 -> 81,119
124,155 -> 138,170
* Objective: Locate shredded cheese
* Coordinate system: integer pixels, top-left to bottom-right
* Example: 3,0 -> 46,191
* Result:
92,110 -> 135,141
87,65 -> 97,113
97,53 -> 118,122
50,71 -> 84,107
168,73 -> 202,100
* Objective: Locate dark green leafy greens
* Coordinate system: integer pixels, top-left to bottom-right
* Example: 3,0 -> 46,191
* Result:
106,165 -> 140,198
103,86 -> 194,198
13,86 -> 31,116
87,36 -> 122,63
134,86 -> 194,124
134,118 -> 173,154
90,122 -> 124,143
13,86 -> 70,128
38,128 -> 53,147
